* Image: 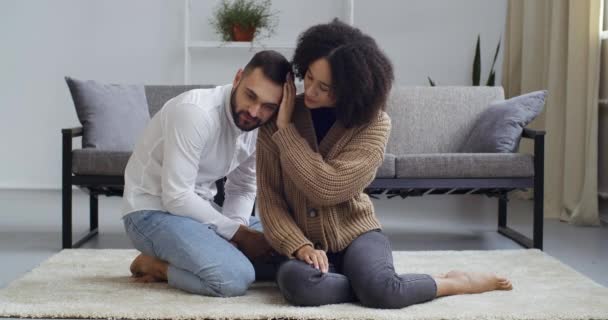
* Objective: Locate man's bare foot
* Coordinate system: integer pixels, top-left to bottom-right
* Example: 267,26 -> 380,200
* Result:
435,270 -> 512,297
132,273 -> 163,283
129,254 -> 169,282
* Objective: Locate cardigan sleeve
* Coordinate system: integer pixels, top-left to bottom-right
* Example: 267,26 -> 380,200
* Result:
256,124 -> 314,257
271,112 -> 391,206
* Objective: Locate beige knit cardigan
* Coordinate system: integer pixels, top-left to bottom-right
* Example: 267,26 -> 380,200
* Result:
256,97 -> 392,257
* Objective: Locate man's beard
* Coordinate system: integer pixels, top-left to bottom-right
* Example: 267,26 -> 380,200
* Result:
230,88 -> 262,132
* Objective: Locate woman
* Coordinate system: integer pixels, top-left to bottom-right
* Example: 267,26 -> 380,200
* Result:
256,19 -> 512,308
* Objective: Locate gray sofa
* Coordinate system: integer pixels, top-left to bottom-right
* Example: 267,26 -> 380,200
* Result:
62,85 -> 544,250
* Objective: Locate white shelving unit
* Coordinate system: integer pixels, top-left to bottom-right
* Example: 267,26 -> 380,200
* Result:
183,0 -> 355,84
188,40 -> 294,49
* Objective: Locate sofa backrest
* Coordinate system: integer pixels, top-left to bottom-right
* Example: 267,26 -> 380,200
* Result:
385,86 -> 505,154
142,85 -> 504,154
144,85 -> 215,117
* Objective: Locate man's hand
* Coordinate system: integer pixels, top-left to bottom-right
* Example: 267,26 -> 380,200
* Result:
231,225 -> 273,261
295,244 -> 329,273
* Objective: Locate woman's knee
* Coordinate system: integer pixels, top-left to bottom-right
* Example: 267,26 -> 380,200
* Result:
276,260 -> 318,305
277,260 -> 354,306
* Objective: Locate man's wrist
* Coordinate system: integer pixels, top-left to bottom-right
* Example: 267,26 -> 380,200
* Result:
230,224 -> 248,244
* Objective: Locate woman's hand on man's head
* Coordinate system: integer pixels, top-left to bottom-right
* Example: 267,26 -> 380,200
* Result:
276,73 -> 296,130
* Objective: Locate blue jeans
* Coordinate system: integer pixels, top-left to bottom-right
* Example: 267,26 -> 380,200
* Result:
123,210 -> 278,297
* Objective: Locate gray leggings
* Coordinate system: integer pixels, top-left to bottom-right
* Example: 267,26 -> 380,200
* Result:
275,230 -> 437,308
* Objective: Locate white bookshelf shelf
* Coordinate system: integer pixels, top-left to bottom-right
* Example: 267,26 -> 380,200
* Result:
188,40 -> 294,50
183,0 -> 354,84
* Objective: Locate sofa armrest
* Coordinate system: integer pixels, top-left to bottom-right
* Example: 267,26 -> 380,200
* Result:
62,126 -> 83,138
520,127 -> 544,217
522,127 -> 545,139
62,127 -> 83,183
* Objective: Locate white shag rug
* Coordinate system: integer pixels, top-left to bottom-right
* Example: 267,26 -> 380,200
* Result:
1,249 -> 607,320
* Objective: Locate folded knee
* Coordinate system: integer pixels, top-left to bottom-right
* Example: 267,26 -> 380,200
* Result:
277,260 -> 355,306
199,263 -> 255,297
276,260 -> 320,306
210,279 -> 251,297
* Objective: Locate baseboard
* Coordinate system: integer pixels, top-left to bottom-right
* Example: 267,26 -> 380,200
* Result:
0,184 -> 80,191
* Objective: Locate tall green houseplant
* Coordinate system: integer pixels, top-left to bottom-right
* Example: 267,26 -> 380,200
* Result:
429,35 -> 501,86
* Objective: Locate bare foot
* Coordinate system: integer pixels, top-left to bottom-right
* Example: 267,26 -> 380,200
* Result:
435,270 -> 512,297
132,273 -> 163,283
129,254 -> 169,282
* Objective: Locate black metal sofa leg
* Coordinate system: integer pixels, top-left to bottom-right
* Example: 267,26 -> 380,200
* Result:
70,192 -> 100,248
62,177 -> 72,249
497,189 -> 543,250
533,179 -> 544,249
61,126 -> 99,249
532,132 -> 545,250
498,191 -> 507,228
90,193 -> 99,232
61,186 -> 100,248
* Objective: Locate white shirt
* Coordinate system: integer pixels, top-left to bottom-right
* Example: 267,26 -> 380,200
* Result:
122,84 -> 257,240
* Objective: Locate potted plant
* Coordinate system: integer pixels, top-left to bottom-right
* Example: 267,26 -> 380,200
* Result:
210,0 -> 278,42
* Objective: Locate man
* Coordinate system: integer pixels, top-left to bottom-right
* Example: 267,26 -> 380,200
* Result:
121,50 -> 291,297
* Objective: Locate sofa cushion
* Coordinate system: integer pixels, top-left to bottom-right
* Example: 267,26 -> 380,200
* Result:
72,149 -> 132,176
395,153 -> 534,178
71,149 -> 397,178
385,86 -> 505,154
145,85 -> 214,116
65,77 -> 150,151
459,90 -> 547,153
375,153 -> 396,178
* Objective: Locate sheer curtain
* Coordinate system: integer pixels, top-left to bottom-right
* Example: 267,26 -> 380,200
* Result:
502,0 -> 603,225
599,1 -> 608,203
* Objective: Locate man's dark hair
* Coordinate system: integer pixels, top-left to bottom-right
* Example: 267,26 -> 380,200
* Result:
243,50 -> 291,85
292,19 -> 394,128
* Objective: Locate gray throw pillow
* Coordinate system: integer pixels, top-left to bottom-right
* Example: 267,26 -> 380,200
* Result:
65,77 -> 150,151
460,90 -> 547,153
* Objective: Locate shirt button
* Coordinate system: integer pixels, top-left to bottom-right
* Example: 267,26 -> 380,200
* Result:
308,209 -> 318,218
314,242 -> 322,249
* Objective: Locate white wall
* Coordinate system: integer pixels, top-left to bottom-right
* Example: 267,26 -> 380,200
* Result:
0,0 -> 184,189
0,0 -> 507,189
356,0 -> 507,86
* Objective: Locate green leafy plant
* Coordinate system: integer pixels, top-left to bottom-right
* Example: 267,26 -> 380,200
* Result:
209,0 -> 278,42
429,35 -> 501,86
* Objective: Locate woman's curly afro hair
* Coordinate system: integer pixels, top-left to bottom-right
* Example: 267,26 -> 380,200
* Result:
292,19 -> 394,128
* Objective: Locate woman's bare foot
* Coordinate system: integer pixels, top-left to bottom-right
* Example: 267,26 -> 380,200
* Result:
435,270 -> 512,297
129,254 -> 169,283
